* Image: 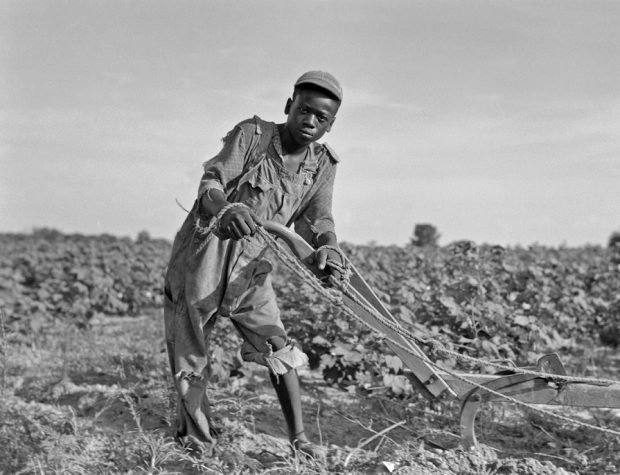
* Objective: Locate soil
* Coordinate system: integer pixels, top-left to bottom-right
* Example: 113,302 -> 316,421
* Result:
2,315 -> 618,474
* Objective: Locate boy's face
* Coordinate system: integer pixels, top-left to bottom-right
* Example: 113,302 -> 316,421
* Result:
284,88 -> 340,147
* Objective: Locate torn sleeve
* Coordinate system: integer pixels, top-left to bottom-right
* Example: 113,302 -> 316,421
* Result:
197,125 -> 248,199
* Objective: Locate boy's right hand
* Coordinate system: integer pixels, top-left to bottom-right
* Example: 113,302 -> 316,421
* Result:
219,207 -> 263,240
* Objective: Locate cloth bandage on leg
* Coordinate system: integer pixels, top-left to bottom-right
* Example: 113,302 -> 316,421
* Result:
264,342 -> 309,375
242,340 -> 309,375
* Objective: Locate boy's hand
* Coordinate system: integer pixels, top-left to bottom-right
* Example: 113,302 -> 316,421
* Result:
219,207 -> 263,240
315,246 -> 345,282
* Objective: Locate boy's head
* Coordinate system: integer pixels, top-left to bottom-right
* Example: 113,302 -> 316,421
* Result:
284,70 -> 342,147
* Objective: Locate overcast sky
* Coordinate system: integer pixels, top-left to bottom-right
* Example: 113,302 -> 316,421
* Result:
1,0 -> 619,246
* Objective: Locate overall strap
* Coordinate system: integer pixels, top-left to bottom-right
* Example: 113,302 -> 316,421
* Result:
232,116 -> 277,195
245,115 -> 277,170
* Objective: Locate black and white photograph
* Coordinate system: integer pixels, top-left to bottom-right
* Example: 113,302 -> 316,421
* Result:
1,1 -> 619,473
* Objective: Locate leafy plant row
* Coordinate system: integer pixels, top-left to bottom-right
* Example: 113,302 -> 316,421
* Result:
1,229 -> 619,396
0,229 -> 171,334
275,240 -> 620,394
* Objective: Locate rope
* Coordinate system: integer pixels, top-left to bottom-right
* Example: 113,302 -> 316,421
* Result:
261,228 -> 620,386
193,202 -> 250,256
190,217 -> 620,438
315,244 -> 353,289
251,228 -> 620,438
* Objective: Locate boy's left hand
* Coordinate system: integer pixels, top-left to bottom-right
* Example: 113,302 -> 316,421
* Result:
315,246 -> 345,281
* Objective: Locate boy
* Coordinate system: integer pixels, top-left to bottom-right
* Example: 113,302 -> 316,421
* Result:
164,71 -> 345,455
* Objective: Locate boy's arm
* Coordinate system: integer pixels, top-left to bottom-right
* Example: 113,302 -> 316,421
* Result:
198,120 -> 261,208
198,122 -> 262,240
294,162 -> 343,275
316,231 -> 338,248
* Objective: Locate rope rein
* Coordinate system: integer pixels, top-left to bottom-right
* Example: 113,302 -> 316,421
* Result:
256,228 -> 620,386
315,244 -> 353,289
191,214 -> 620,438
193,202 -> 250,256
252,228 -> 620,438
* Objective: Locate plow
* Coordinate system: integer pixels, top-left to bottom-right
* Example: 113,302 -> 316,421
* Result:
260,221 -> 620,449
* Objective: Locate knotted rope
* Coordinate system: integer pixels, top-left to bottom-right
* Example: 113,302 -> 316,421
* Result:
193,202 -> 250,256
314,244 -> 352,289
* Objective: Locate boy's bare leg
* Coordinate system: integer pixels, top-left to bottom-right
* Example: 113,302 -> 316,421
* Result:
267,336 -> 315,455
269,371 -> 310,444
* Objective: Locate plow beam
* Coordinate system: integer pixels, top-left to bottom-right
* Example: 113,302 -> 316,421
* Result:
457,353 -> 620,449
442,373 -> 620,407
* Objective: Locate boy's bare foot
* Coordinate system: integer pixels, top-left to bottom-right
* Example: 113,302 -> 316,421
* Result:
291,435 -> 319,458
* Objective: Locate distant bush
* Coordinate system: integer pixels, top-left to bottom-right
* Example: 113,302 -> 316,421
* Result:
608,231 -> 620,248
410,223 -> 440,247
32,227 -> 64,240
136,230 -> 152,243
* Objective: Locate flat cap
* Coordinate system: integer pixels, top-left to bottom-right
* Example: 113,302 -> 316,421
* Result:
294,70 -> 343,102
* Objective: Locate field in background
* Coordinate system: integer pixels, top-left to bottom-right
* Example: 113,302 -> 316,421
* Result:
1,229 -> 619,474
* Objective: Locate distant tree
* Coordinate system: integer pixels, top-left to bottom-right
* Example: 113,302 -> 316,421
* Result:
136,230 -> 152,243
608,231 -> 620,248
32,227 -> 63,240
410,223 -> 440,247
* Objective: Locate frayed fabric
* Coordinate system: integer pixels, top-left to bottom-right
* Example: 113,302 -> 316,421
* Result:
265,342 -> 309,375
242,340 -> 309,375
175,370 -> 204,383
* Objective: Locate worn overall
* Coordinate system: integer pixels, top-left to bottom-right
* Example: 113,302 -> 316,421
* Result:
163,116 -> 338,447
